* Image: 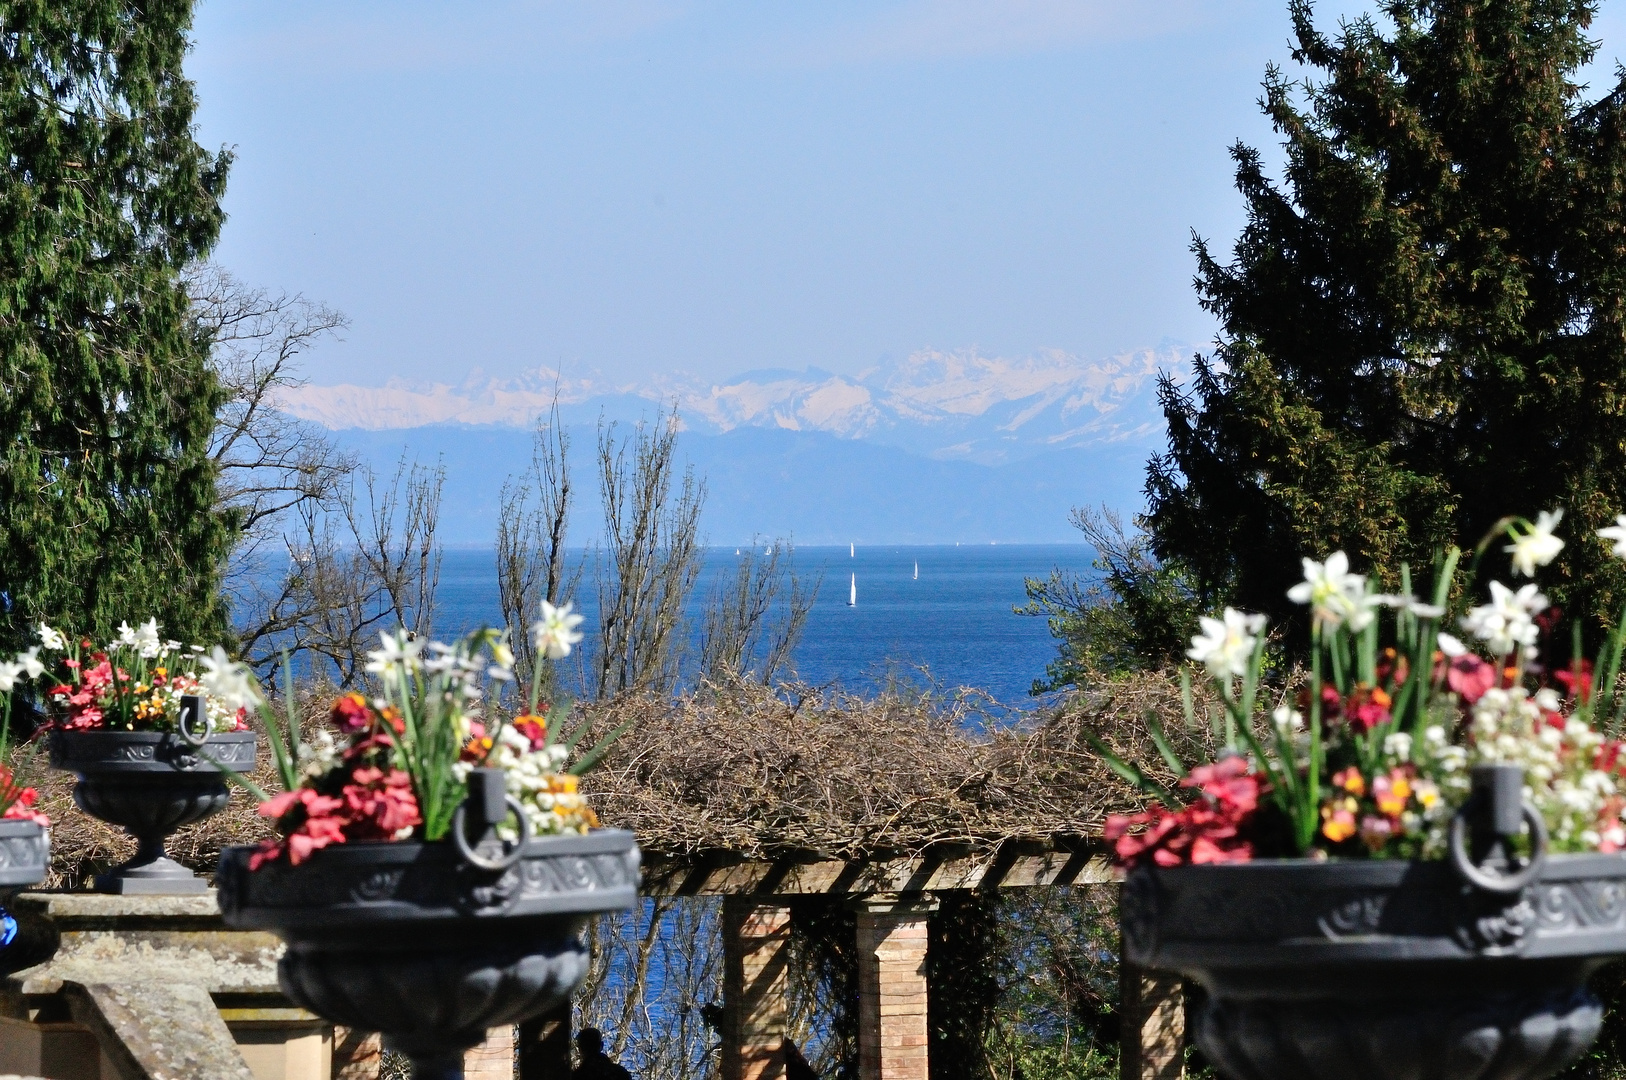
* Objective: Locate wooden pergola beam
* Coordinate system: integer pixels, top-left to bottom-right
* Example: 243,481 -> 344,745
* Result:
640,842 -> 1115,896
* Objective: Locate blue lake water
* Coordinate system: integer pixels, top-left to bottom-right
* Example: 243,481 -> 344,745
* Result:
433,544 -> 1096,704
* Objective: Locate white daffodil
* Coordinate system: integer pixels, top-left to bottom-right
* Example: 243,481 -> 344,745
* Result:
491,640 -> 515,670
531,601 -> 585,660
37,623 -> 66,651
114,621 -> 138,648
1272,705 -> 1304,731
366,630 -> 425,675
0,659 -> 21,693
1461,581 -> 1547,657
16,647 -> 43,679
1286,551 -> 1369,630
1600,515 -> 1626,559
198,646 -> 260,712
1407,598 -> 1446,619
1436,632 -> 1468,658
1187,608 -> 1267,681
1505,509 -> 1565,577
133,617 -> 162,659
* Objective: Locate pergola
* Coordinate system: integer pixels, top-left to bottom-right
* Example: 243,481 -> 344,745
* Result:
489,844 -> 1186,1080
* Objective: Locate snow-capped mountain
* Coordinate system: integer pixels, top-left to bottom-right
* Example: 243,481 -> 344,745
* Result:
275,344 -> 1184,465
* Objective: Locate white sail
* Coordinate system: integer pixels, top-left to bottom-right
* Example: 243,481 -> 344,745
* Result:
849,573 -> 856,606
850,542 -> 855,558
914,561 -> 918,580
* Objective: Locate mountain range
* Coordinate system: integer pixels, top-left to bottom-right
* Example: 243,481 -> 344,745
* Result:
280,346 -> 1186,545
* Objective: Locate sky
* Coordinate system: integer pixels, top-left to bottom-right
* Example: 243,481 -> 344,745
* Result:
187,1 -> 1626,391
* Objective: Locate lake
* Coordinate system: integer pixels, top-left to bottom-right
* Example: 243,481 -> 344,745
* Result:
435,544 -> 1097,704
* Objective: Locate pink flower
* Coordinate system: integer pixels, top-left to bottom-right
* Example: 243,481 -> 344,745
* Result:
1447,654 -> 1498,703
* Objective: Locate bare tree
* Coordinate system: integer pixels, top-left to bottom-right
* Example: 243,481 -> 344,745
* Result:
497,399 -> 580,695
595,408 -> 705,698
189,264 -> 362,654
240,457 -> 445,684
578,898 -> 723,1080
698,539 -> 819,684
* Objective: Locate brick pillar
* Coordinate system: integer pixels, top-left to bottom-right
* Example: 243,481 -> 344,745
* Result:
465,1025 -> 516,1080
721,897 -> 793,1080
519,1001 -> 572,1080
853,893 -> 937,1080
1118,960 -> 1183,1080
331,1027 -> 381,1080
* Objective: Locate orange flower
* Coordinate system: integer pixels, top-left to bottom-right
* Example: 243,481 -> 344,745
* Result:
1321,800 -> 1358,843
1332,766 -> 1366,797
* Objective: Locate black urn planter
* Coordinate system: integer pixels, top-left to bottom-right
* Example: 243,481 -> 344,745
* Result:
1121,852 -> 1626,1080
50,726 -> 258,894
217,827 -> 641,1080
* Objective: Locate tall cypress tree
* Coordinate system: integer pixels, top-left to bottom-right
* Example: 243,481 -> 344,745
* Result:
0,1 -> 232,652
1148,0 -> 1626,631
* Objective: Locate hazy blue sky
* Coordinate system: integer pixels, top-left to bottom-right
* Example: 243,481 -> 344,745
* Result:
187,1 -> 1626,388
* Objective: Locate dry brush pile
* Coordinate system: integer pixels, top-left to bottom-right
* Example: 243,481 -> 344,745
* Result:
579,672 -> 1213,860
25,671 -> 1215,884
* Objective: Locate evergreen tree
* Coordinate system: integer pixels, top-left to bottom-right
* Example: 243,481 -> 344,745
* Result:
1148,0 -> 1626,632
0,1 -> 232,652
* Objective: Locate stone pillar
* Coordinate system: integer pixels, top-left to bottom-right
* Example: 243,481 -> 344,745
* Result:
1117,960 -> 1183,1080
465,1025 -> 517,1080
853,893 -> 937,1080
721,897 -> 793,1080
332,1027 -> 382,1080
519,1001 -> 572,1080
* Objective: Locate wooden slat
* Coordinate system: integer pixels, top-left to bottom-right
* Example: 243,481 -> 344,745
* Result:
641,844 -> 1115,896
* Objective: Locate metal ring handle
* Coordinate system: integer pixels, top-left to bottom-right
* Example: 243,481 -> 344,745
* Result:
1449,800 -> 1548,894
451,794 -> 531,872
176,696 -> 212,748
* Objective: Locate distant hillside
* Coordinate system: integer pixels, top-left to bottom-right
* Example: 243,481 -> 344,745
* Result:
332,423 -> 1148,546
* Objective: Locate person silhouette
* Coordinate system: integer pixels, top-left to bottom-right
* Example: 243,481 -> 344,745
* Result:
573,1027 -> 633,1080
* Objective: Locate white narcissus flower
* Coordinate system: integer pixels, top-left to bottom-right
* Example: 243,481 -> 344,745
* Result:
133,618 -> 162,659
114,621 -> 138,647
0,659 -> 21,693
198,646 -> 260,712
1505,509 -> 1565,577
366,630 -> 425,674
1286,551 -> 1369,630
1600,515 -> 1626,559
16,647 -> 43,679
1435,632 -> 1468,658
1187,608 -> 1267,681
531,601 -> 585,660
37,623 -> 66,651
1461,581 -> 1547,658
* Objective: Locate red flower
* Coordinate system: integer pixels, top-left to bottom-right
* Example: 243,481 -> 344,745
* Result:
1554,660 -> 1594,705
1107,757 -> 1264,867
1447,654 -> 1498,704
512,716 -> 548,751
330,693 -> 373,734
1346,685 -> 1393,734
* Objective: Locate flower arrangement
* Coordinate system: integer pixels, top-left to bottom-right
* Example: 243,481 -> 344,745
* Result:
0,644 -> 47,826
246,601 -> 623,870
1101,510 -> 1626,867
32,619 -> 255,736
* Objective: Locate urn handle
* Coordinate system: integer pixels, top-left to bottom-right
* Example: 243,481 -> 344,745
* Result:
176,694 -> 211,748
1448,763 -> 1548,894
452,767 -> 531,872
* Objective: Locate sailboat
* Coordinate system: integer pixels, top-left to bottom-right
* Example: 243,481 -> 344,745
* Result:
913,561 -> 919,580
848,573 -> 856,606
850,542 -> 855,558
